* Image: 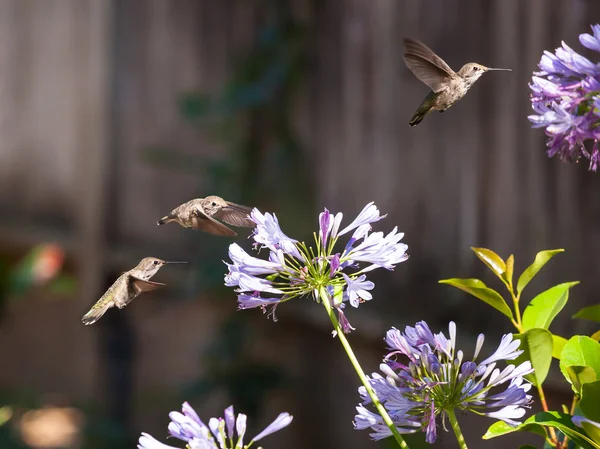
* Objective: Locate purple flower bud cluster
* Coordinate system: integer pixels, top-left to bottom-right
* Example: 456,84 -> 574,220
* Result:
355,322 -> 533,444
138,402 -> 293,449
529,24 -> 600,170
223,203 -> 409,332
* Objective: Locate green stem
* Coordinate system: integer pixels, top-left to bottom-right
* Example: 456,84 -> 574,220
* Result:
512,293 -> 523,332
318,287 -> 410,449
509,291 -> 556,443
446,409 -> 468,449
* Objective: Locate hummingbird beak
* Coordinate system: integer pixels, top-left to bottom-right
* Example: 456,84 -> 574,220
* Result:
163,261 -> 188,264
485,67 -> 512,72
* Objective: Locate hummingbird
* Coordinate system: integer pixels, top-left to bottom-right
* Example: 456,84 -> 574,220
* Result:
157,195 -> 255,237
81,257 -> 186,325
403,38 -> 511,126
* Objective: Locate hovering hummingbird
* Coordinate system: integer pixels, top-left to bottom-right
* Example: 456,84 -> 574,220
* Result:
157,195 -> 255,237
403,38 -> 511,126
81,257 -> 186,325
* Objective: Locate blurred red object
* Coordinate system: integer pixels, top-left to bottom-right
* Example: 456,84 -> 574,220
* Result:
30,244 -> 65,286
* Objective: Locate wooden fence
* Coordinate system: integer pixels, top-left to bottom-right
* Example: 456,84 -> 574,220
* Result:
0,1 -> 599,448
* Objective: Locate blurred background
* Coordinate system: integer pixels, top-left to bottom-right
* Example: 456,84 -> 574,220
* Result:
0,0 -> 600,448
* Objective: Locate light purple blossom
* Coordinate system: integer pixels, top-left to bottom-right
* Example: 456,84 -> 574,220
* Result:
342,273 -> 374,307
336,202 -> 386,237
252,413 -> 294,442
344,227 -> 408,271
224,203 -> 408,332
228,244 -> 284,275
528,24 -> 600,171
355,322 -> 534,443
138,403 -> 292,449
319,208 -> 332,247
251,209 -> 303,259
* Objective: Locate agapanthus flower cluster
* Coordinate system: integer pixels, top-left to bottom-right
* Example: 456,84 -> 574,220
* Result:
138,402 -> 293,449
528,24 -> 600,170
355,322 -> 534,444
224,202 -> 409,332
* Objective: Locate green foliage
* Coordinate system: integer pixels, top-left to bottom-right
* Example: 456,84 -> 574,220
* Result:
442,248 -> 600,448
438,278 -> 513,319
578,418 -> 600,446
522,282 -> 579,331
560,337 -> 600,394
512,329 -> 553,386
517,249 -> 564,295
471,247 -> 507,280
553,334 -> 568,359
574,305 -> 600,324
484,412 -> 600,449
581,381 -> 600,422
0,407 -> 10,427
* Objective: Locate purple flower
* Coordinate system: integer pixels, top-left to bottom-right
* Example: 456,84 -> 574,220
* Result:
355,322 -> 534,443
251,209 -> 303,259
528,24 -> 600,171
138,403 -> 292,449
342,273 -> 374,307
224,204 -> 408,332
344,227 -> 408,271
252,413 -> 294,442
228,244 -> 284,275
319,208 -> 331,247
336,202 -> 386,237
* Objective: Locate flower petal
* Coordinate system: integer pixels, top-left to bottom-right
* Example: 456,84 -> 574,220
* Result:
251,413 -> 293,442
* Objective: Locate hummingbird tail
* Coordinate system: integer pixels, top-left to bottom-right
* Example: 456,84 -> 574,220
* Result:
157,214 -> 175,226
81,303 -> 112,325
409,109 -> 429,127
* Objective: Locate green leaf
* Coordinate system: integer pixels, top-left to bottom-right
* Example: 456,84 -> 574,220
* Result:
513,329 -> 553,386
0,407 -> 11,427
439,278 -> 513,319
565,366 -> 597,394
578,418 -> 600,445
574,305 -> 600,324
504,254 -> 515,287
522,282 -> 579,331
471,247 -> 506,278
553,334 -> 569,359
560,337 -> 600,392
332,284 -> 344,307
581,380 -> 600,422
483,411 -> 600,449
592,330 -> 600,342
482,419 -> 545,440
517,249 -> 565,295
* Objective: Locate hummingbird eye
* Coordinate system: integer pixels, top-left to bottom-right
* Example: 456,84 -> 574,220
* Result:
472,66 -> 479,71
153,260 -> 159,265
212,202 -> 217,206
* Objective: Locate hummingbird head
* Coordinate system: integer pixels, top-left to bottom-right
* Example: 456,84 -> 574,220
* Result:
458,63 -> 511,84
135,257 -> 187,278
202,195 -> 229,215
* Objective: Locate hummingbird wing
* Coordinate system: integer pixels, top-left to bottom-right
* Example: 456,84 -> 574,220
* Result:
403,38 -> 455,75
403,39 -> 455,93
191,209 -> 238,236
114,276 -> 166,308
130,277 -> 166,295
213,202 -> 256,228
